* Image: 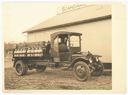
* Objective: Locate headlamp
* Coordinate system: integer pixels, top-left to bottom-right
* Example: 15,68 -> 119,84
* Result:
89,58 -> 93,63
95,57 -> 99,62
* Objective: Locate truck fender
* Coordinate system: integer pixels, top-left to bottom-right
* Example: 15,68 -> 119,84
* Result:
70,57 -> 89,68
12,58 -> 22,67
13,59 -> 19,67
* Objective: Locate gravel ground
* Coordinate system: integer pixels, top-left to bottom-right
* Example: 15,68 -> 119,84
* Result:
4,57 -> 112,90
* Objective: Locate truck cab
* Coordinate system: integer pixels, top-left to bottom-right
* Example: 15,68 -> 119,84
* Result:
50,32 -> 82,63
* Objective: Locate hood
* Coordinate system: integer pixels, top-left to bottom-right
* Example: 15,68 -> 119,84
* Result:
72,52 -> 89,57
72,51 -> 102,59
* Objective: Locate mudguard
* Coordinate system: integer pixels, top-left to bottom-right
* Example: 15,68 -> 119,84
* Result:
70,56 -> 89,67
70,51 -> 102,68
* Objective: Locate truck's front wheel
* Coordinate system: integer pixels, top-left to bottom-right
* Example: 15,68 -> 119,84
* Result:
15,60 -> 28,76
73,61 -> 90,81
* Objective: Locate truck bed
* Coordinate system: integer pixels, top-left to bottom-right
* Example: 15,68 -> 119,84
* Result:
12,41 -> 47,58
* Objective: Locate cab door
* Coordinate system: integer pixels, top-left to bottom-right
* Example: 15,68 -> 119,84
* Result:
59,35 -> 71,62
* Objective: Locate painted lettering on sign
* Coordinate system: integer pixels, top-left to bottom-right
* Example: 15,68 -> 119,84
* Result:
57,4 -> 88,14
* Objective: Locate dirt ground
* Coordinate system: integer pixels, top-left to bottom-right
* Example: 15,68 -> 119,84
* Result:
4,56 -> 112,90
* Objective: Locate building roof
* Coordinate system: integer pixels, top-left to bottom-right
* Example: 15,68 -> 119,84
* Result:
25,5 -> 111,33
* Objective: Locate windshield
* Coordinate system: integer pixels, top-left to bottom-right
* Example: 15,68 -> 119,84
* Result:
70,36 -> 80,47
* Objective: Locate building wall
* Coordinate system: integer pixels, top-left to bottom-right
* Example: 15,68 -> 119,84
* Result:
27,19 -> 111,63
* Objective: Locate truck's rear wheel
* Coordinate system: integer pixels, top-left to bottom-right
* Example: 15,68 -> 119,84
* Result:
36,65 -> 47,73
73,61 -> 90,81
15,60 -> 28,76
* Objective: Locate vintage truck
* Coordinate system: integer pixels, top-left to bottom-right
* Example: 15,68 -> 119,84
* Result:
12,31 -> 104,81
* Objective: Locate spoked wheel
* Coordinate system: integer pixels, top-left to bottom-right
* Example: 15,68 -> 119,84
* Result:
15,60 -> 28,76
73,61 -> 90,81
92,61 -> 104,76
36,65 -> 47,73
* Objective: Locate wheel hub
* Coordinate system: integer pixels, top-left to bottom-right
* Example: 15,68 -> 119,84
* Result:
16,64 -> 22,73
76,65 -> 86,77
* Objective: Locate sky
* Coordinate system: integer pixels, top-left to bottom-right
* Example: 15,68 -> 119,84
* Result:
3,2 -> 67,43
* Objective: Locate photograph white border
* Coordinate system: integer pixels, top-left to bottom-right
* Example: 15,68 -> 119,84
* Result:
0,0 -> 127,95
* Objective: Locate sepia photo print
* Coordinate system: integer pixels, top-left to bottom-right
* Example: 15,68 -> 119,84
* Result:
3,2 -> 125,92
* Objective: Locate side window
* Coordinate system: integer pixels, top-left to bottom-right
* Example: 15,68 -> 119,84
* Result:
70,36 -> 79,47
58,37 -> 61,43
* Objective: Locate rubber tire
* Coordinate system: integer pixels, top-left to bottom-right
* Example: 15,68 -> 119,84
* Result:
73,61 -> 90,81
36,65 -> 47,73
15,60 -> 28,76
91,61 -> 104,76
